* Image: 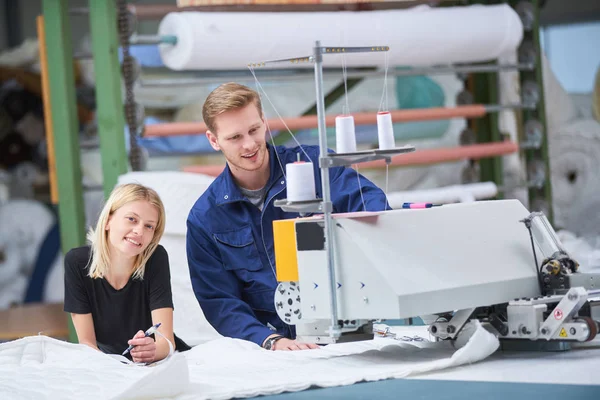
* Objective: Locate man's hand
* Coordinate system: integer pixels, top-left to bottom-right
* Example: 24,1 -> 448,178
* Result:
128,330 -> 157,363
272,337 -> 319,351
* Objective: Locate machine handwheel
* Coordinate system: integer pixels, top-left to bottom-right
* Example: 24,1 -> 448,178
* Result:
274,281 -> 302,325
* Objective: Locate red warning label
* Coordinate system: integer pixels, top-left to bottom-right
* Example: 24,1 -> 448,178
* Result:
553,308 -> 563,320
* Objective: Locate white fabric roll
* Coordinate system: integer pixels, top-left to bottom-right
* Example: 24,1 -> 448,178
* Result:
0,200 -> 56,275
377,111 -> 395,150
549,118 -> 600,237
386,182 -> 498,207
158,4 -> 523,70
286,162 -> 317,202
335,115 -> 357,153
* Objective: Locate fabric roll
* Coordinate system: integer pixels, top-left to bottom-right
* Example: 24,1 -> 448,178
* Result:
549,118 -> 600,237
159,4 -> 522,70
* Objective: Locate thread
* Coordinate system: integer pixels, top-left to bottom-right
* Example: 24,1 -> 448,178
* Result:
335,115 -> 357,154
377,111 -> 395,150
286,161 -> 316,202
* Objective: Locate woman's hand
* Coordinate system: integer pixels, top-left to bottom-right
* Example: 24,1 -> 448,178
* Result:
128,330 -> 157,363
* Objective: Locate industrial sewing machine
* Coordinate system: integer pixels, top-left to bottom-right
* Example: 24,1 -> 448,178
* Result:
272,200 -> 600,349
266,40 -> 599,351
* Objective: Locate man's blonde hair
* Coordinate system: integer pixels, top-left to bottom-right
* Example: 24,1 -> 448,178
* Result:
86,183 -> 166,280
202,82 -> 263,134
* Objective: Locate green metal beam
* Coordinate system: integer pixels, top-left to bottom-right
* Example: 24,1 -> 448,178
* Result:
42,0 -> 86,343
473,70 -> 504,194
89,0 -> 128,198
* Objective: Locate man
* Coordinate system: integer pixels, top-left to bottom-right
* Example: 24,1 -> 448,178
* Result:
186,82 -> 389,351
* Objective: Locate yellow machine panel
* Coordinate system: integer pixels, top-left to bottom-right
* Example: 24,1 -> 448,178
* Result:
273,219 -> 299,281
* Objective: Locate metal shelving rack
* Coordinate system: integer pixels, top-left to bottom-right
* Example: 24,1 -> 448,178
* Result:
40,0 -> 552,343
515,0 -> 554,222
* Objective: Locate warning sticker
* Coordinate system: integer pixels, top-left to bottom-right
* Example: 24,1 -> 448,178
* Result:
559,327 -> 568,338
553,308 -> 563,320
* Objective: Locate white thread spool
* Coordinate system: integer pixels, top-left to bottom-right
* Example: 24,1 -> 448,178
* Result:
377,111 -> 396,150
335,115 -> 357,153
286,161 -> 316,202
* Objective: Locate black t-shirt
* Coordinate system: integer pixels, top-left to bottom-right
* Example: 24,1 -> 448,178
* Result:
64,244 -> 174,356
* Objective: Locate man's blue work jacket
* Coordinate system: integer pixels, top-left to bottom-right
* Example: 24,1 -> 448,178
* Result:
186,144 -> 390,346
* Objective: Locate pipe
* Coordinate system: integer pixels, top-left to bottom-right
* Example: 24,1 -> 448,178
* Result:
359,141 -> 518,168
181,141 -> 519,176
143,104 -> 490,137
129,34 -> 178,45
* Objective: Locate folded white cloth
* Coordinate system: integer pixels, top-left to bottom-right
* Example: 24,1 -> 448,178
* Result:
0,321 -> 498,400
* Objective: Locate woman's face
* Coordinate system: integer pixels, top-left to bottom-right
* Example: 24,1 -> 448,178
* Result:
105,200 -> 159,258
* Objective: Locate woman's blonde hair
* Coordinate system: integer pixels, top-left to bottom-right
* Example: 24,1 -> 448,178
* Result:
87,183 -> 166,280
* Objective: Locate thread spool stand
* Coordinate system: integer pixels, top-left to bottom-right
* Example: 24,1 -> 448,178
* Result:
253,42 -> 416,342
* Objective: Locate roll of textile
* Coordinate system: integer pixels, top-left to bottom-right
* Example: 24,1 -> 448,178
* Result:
386,182 -> 498,207
158,4 -> 523,70
0,199 -> 56,274
549,118 -> 600,237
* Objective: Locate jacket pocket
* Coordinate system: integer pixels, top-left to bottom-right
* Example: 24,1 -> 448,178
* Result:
213,226 -> 262,271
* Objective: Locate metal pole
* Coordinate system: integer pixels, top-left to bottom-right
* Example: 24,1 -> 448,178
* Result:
530,0 -> 554,222
89,0 -> 128,198
42,0 -> 86,344
314,40 -> 341,340
129,34 -> 177,45
474,66 -> 503,193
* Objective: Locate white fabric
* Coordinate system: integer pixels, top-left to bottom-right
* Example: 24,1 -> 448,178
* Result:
558,230 -> 600,271
386,182 -> 498,206
0,322 -> 499,400
158,4 -> 522,70
548,118 -> 600,237
0,336 -> 190,400
0,200 -> 57,309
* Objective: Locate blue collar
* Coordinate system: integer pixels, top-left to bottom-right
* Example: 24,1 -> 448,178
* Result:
214,143 -> 284,206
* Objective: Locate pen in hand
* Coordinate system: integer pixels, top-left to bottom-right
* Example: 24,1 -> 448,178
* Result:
122,322 -> 162,356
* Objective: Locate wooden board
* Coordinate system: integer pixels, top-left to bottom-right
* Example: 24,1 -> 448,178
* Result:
0,302 -> 69,341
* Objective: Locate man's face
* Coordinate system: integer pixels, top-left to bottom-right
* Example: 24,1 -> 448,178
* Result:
207,103 -> 268,174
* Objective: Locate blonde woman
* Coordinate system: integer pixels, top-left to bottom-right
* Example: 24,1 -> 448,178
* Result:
64,183 -> 187,363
